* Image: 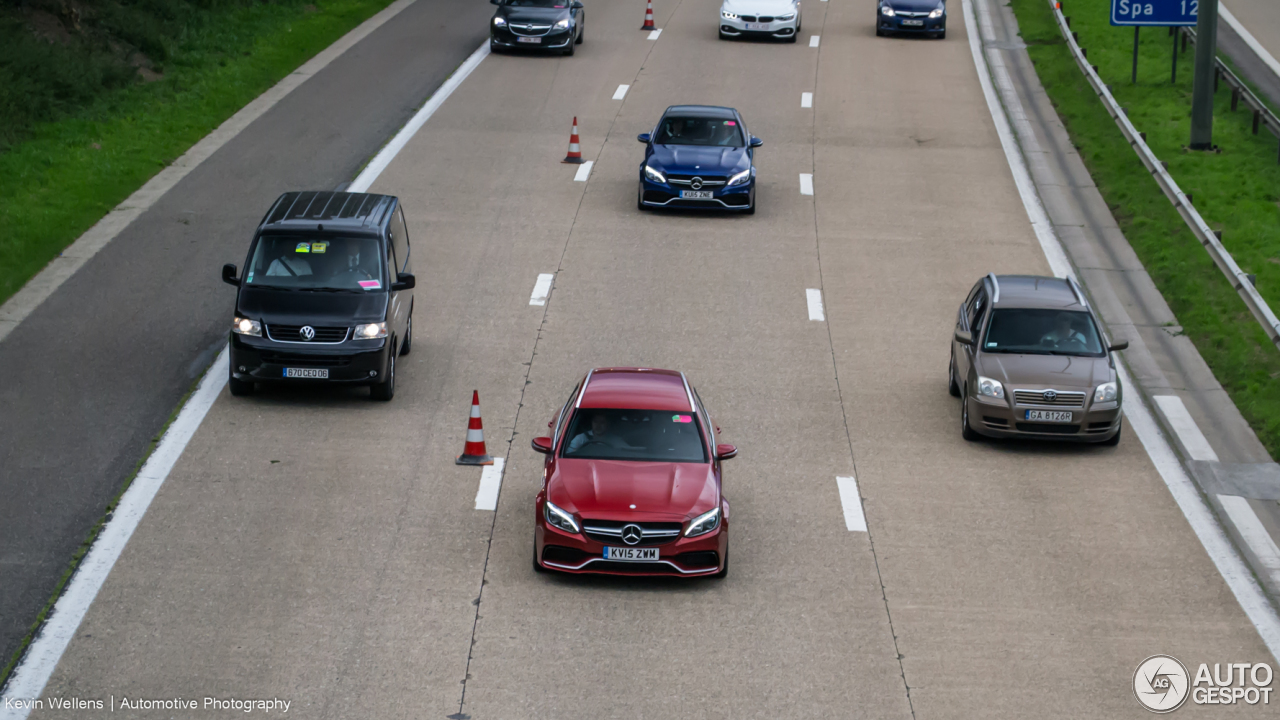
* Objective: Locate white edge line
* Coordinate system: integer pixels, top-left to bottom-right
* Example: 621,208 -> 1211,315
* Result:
836,476 -> 868,532
806,288 -> 825,321
475,458 -> 506,511
801,92 -> 813,108
1152,395 -> 1221,463
648,29 -> 662,40
529,273 -> 554,306
350,40 -> 489,192
573,161 -> 594,182
0,350 -> 230,713
1220,4 -> 1280,82
799,173 -> 814,195
809,35 -> 820,47
962,0 -> 1280,662
1220,495 -> 1280,588
613,84 -> 630,100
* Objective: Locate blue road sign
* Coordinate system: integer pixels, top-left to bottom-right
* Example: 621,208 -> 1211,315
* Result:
1110,0 -> 1199,26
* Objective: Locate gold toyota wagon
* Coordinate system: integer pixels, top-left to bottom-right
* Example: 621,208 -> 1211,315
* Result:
949,274 -> 1128,444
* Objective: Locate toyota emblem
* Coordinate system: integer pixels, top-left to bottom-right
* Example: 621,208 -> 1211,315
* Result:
1042,390 -> 1057,402
299,325 -> 316,341
621,524 -> 643,545
690,177 -> 704,190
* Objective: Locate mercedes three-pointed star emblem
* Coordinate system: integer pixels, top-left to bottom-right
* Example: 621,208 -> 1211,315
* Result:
621,524 -> 643,545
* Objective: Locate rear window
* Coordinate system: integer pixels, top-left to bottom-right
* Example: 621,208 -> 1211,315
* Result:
245,235 -> 385,292
560,408 -> 708,463
654,116 -> 744,147
982,309 -> 1105,356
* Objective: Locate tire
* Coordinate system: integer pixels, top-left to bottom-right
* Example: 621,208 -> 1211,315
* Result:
399,310 -> 412,356
948,353 -> 961,397
786,32 -> 797,43
370,352 -> 396,401
576,18 -> 584,44
938,29 -> 946,39
961,388 -> 980,441
1101,421 -> 1122,446
876,27 -> 886,37
719,30 -> 729,40
228,373 -> 254,397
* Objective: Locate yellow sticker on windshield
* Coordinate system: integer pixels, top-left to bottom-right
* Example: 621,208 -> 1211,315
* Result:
310,242 -> 327,253
295,242 -> 310,253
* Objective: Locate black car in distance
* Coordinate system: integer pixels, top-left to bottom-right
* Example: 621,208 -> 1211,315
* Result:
489,0 -> 584,56
221,191 -> 416,401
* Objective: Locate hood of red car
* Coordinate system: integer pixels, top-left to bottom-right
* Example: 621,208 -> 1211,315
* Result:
547,459 -> 718,521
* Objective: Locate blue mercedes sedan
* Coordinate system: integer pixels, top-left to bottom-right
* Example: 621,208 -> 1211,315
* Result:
637,105 -> 762,214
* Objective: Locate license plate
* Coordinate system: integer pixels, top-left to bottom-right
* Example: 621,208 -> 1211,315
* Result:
680,190 -> 714,199
901,19 -> 924,25
516,36 -> 541,43
284,367 -> 328,379
1025,409 -> 1072,422
604,547 -> 659,561
745,22 -> 769,30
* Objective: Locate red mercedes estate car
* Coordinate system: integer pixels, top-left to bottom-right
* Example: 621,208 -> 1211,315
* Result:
531,367 -> 736,577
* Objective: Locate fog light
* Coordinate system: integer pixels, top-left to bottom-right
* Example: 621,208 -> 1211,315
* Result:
238,366 -> 246,372
369,370 -> 377,377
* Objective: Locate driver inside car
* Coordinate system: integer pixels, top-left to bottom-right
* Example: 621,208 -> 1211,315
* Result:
567,412 -> 641,454
1040,312 -> 1086,348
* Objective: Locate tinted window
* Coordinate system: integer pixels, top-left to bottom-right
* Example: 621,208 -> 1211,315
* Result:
654,116 -> 744,147
983,309 -> 1105,356
504,0 -> 569,6
390,205 -> 409,272
245,235 -> 385,291
561,408 -> 708,463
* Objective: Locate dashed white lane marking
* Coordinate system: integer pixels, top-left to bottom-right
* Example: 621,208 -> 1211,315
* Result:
799,173 -> 814,195
836,476 -> 868,532
1153,395 -> 1221,462
475,458 -> 506,511
613,84 -> 630,100
809,35 -> 820,47
573,161 -> 594,182
801,92 -> 813,108
1220,495 -> 1280,590
529,273 -> 554,306
806,288 -> 825,321
648,29 -> 662,40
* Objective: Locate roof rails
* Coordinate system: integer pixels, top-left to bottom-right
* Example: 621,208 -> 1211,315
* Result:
679,372 -> 696,412
1067,277 -> 1089,308
575,369 -> 594,408
986,273 -> 1000,303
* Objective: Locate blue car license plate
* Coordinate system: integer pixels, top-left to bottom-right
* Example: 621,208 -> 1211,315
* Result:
680,190 -> 714,200
516,36 -> 541,44
902,19 -> 924,26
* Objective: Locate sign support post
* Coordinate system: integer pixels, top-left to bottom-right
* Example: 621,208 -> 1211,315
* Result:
1133,26 -> 1141,83
1189,0 -> 1219,149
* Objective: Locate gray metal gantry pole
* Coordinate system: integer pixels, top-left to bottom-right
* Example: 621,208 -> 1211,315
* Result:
1190,0 -> 1220,149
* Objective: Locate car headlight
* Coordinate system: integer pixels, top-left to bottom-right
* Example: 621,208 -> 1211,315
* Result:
977,376 -> 1004,399
776,13 -> 796,20
554,18 -> 570,28
545,500 -> 580,534
722,10 -> 739,19
880,5 -> 895,16
353,322 -> 387,339
493,16 -> 506,25
727,168 -> 751,186
685,507 -> 721,538
232,317 -> 261,337
928,6 -> 944,17
1094,381 -> 1119,403
643,165 -> 666,183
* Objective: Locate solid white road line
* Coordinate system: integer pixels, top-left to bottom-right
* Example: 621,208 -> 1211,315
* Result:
0,0 -> 424,345
1220,495 -> 1280,589
801,92 -> 813,108
475,458 -> 507,511
809,35 -> 820,47
836,476 -> 868,532
648,29 -> 662,40
529,273 -> 554,306
1152,395 -> 1221,462
0,351 -> 229,718
1221,4 -> 1280,82
574,161 -> 594,182
806,288 -> 825,321
613,84 -> 630,100
799,173 -> 814,195
963,0 -> 1280,662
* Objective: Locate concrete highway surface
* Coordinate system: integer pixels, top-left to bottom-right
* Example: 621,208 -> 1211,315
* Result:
6,0 -> 1278,717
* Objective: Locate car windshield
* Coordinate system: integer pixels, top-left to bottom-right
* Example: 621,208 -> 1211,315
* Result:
504,0 -> 568,6
244,235 -> 385,292
653,116 -> 744,147
560,408 -> 708,463
982,309 -> 1105,356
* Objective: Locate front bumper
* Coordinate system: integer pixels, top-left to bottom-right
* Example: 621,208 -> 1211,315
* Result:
639,175 -> 754,210
230,333 -> 390,385
490,27 -> 574,50
719,15 -> 798,38
535,502 -> 728,577
965,394 -> 1121,442
878,13 -> 946,33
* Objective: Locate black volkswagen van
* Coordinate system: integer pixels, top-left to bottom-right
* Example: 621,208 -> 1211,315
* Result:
221,191 -> 415,401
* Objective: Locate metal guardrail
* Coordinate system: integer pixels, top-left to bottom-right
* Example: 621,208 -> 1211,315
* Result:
1180,26 -> 1280,160
1050,0 -> 1280,352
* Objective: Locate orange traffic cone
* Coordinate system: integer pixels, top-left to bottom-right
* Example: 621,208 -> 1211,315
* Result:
456,390 -> 495,466
562,116 -> 585,164
641,0 -> 655,30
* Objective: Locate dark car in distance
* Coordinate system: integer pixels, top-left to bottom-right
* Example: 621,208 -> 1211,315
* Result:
637,105 -> 762,213
877,0 -> 947,38
490,0 -> 585,56
222,191 -> 416,401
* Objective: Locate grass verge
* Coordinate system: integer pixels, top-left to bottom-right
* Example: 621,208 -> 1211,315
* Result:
1008,0 -> 1280,457
0,0 -> 397,306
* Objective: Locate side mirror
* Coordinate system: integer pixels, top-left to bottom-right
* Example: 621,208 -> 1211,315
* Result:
391,272 -> 415,291
954,329 -> 974,346
531,436 -> 553,454
1108,341 -> 1129,352
715,443 -> 738,461
749,136 -> 763,148
637,133 -> 651,144
222,263 -> 240,287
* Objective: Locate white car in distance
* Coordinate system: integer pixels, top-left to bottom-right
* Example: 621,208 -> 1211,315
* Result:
719,0 -> 801,42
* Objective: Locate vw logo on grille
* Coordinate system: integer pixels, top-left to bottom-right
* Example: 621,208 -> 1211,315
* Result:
621,524 -> 643,545
1042,390 -> 1058,402
690,177 -> 704,190
299,325 -> 316,341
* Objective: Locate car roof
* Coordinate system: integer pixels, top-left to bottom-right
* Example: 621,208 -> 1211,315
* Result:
259,191 -> 395,235
989,274 -> 1088,311
662,105 -> 738,119
577,368 -> 694,412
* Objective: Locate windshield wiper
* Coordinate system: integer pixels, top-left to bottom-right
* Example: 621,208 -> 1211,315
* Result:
297,287 -> 362,293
